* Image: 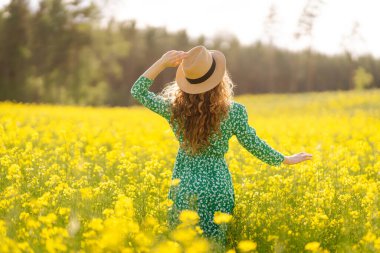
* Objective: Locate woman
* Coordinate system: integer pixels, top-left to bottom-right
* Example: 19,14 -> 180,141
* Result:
130,45 -> 312,252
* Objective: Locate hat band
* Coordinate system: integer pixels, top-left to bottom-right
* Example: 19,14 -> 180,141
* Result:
185,56 -> 216,84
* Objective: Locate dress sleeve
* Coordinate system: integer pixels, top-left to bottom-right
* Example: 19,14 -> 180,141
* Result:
233,103 -> 285,166
130,75 -> 171,121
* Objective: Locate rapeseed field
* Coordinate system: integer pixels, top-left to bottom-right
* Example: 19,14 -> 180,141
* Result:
1,89 -> 379,252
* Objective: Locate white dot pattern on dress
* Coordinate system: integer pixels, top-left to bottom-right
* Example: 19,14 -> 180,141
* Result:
131,75 -> 285,251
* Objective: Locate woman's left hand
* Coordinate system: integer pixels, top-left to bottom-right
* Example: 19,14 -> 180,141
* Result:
283,152 -> 313,165
159,50 -> 189,68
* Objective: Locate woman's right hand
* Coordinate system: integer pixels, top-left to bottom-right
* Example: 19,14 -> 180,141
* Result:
141,50 -> 189,80
159,50 -> 189,68
283,152 -> 313,165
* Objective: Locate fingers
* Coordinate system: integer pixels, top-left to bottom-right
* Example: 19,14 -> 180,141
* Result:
176,51 -> 189,59
284,152 -> 313,165
162,50 -> 189,67
164,50 -> 185,59
290,152 -> 312,163
167,50 -> 185,55
168,51 -> 188,60
172,52 -> 189,66
171,50 -> 188,57
300,152 -> 313,161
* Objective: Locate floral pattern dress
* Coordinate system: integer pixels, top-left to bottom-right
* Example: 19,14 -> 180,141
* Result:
130,75 -> 285,250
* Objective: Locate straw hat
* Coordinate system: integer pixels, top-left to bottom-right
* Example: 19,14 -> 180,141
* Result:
176,45 -> 226,94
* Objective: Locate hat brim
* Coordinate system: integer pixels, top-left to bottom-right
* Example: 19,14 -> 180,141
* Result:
175,50 -> 226,94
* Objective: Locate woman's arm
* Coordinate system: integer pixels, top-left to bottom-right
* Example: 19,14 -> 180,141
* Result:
233,103 -> 285,166
130,50 -> 188,120
233,103 -> 312,166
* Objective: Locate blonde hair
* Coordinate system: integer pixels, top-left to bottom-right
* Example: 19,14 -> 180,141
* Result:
159,70 -> 236,155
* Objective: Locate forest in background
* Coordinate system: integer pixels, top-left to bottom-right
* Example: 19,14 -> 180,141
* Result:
0,0 -> 379,106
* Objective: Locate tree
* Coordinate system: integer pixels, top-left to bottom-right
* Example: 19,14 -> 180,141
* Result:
262,4 -> 279,92
262,3 -> 278,46
0,0 -> 31,101
353,67 -> 373,90
294,0 -> 324,91
340,21 -> 367,90
30,0 -> 99,103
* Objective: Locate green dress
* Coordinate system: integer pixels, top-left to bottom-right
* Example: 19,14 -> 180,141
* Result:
131,76 -> 285,251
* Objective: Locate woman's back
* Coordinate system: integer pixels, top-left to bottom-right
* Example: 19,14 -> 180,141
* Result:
170,100 -> 236,158
131,75 -> 284,165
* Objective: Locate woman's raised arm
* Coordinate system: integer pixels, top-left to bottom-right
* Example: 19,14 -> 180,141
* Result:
130,50 -> 188,121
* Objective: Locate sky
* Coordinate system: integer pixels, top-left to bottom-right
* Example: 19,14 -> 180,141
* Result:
1,0 -> 379,57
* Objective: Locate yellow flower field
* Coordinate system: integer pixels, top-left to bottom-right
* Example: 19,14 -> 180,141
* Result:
1,89 -> 380,252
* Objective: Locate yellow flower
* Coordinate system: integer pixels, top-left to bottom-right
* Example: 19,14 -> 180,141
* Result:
214,211 -> 233,224
179,210 -> 200,225
238,240 -> 257,252
102,208 -> 114,218
38,213 -> 57,227
19,212 -> 30,221
171,178 -> 181,187
0,220 -> 7,236
185,238 -> 210,253
195,225 -> 203,234
80,187 -> 93,200
305,241 -> 321,251
135,232 -> 153,248
144,216 -> 159,228
362,230 -> 376,243
267,235 -> 279,241
26,218 -> 40,229
349,210 -> 359,219
374,237 -> 380,250
98,217 -> 125,250
171,227 -> 197,243
88,218 -> 104,232
121,248 -> 134,253
152,240 -> 181,253
6,164 -> 22,182
162,199 -> 174,207
58,207 -> 71,216
46,236 -> 67,253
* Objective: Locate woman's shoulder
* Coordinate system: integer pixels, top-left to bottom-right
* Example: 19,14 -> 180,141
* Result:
230,101 -> 246,115
228,101 -> 248,128
231,101 -> 244,108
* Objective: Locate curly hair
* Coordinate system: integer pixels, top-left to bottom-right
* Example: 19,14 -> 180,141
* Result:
159,70 -> 236,156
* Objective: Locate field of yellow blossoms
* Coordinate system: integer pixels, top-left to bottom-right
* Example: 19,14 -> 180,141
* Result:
1,89 -> 380,253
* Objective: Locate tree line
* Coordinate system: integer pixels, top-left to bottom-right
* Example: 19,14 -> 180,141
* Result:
0,0 -> 379,107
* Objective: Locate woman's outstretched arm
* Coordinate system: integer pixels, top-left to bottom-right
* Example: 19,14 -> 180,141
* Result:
233,103 -> 312,166
130,50 -> 188,120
